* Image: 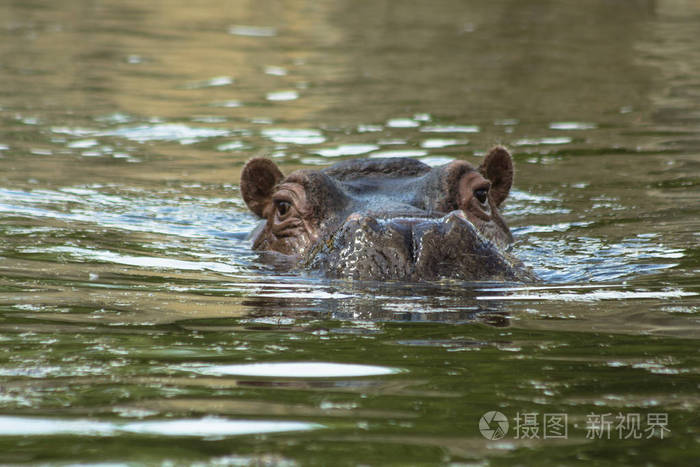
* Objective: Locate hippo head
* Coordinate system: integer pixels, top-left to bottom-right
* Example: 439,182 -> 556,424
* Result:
241,146 -> 534,282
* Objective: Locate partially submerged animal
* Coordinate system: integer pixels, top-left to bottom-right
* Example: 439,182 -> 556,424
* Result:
240,146 -> 534,282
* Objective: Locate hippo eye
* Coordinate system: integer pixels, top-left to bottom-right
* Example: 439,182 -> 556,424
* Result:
474,188 -> 489,204
275,200 -> 292,217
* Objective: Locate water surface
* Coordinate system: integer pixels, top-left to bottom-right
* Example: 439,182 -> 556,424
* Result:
0,0 -> 699,465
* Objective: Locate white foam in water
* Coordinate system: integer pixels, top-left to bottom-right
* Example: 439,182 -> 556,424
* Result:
0,186 -> 258,243
476,288 -> 697,302
0,416 -> 320,437
36,246 -> 242,274
256,289 -> 355,299
181,362 -> 402,378
516,221 -> 593,234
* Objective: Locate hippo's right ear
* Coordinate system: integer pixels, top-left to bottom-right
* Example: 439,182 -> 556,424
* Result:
240,158 -> 284,217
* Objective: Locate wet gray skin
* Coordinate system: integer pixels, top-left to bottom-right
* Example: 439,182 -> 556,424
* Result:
241,146 -> 535,282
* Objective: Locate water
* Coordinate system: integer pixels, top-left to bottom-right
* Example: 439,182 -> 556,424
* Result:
0,0 -> 698,465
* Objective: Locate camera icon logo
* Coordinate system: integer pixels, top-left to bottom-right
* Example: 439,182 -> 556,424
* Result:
479,411 -> 509,440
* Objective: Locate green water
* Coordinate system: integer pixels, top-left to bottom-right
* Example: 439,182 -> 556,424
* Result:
0,0 -> 698,465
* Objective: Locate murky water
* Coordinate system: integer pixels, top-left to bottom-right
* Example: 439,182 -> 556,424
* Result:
1,0 -> 699,465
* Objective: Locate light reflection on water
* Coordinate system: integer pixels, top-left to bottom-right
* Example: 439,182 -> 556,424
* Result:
178,362 -> 402,378
0,182 -> 687,288
0,0 -> 699,465
0,416 -> 321,437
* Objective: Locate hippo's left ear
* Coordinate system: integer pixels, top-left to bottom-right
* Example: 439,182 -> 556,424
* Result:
479,146 -> 513,207
241,158 -> 284,217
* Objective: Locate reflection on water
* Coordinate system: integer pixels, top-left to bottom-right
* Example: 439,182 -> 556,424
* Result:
0,0 -> 699,465
0,416 -> 321,437
179,362 -> 402,378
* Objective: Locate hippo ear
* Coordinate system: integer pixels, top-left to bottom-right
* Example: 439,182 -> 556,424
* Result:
241,158 -> 284,217
479,146 -> 513,207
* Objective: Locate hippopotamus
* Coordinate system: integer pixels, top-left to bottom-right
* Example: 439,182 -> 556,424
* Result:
240,146 -> 534,282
